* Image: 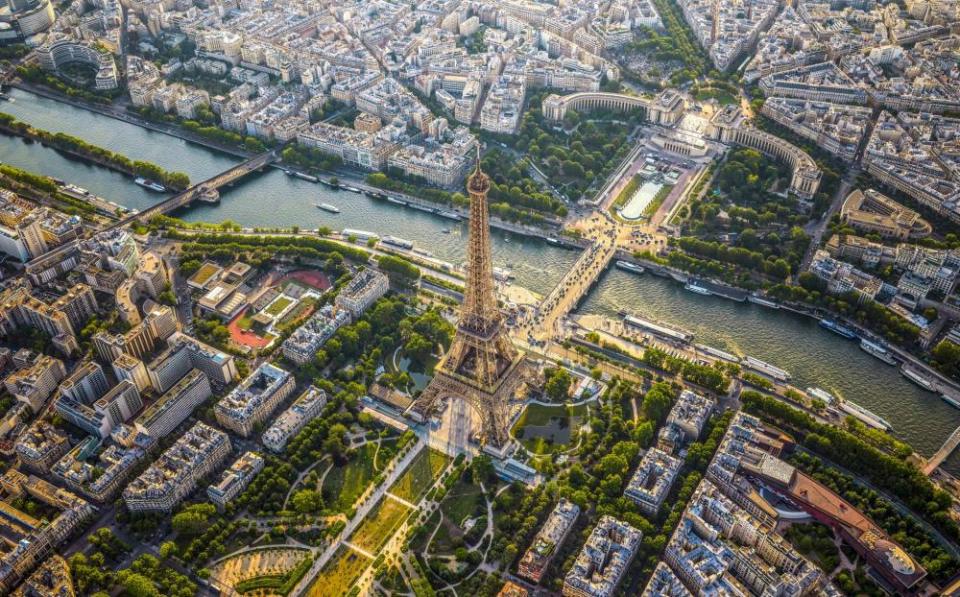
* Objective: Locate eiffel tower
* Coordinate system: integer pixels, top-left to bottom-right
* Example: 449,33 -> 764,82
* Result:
408,151 -> 531,451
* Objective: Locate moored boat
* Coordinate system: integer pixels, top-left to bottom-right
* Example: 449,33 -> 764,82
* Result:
741,355 -> 791,382
901,366 -> 935,392
859,339 -> 896,365
819,319 -> 858,340
615,260 -> 645,275
382,235 -> 414,250
438,210 -> 463,221
134,177 -> 166,192
806,387 -> 836,405
942,394 -> 960,409
294,171 -> 319,183
684,280 -> 713,296
747,293 -> 780,309
839,399 -> 892,431
342,228 -> 378,241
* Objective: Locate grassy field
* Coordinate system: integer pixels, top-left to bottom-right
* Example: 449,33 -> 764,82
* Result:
351,497 -> 411,553
440,480 -> 484,527
323,442 -> 381,512
389,449 -> 450,503
265,296 -> 294,316
307,546 -> 371,597
430,480 -> 486,554
511,402 -> 591,454
643,183 -> 674,217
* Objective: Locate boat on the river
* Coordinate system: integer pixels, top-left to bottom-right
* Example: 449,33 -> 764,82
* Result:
342,228 -> 378,241
741,356 -> 791,382
382,235 -> 414,250
62,184 -> 91,198
342,185 -> 362,193
624,315 -> 694,344
684,280 -> 713,296
695,344 -> 739,363
293,171 -> 319,183
438,210 -> 463,221
942,394 -> 960,409
134,177 -> 166,192
859,339 -> 896,365
901,366 -> 936,392
806,387 -> 836,405
316,203 -> 340,214
747,293 -> 780,309
615,260 -> 645,275
386,196 -> 407,206
839,399 -> 892,431
819,319 -> 858,340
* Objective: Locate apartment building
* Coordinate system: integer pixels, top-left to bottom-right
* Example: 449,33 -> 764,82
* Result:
55,380 -> 142,439
334,268 -> 389,318
207,451 -> 264,509
13,419 -> 70,473
123,422 -> 231,513
215,362 -> 295,437
624,448 -> 683,515
281,304 -> 350,365
52,437 -> 149,502
5,356 -> 67,413
135,369 -> 212,438
518,498 -> 580,583
59,361 -> 110,405
262,386 -> 327,452
563,516 -> 641,597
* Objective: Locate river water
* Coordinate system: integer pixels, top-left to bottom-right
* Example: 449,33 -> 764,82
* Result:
2,88 -> 957,469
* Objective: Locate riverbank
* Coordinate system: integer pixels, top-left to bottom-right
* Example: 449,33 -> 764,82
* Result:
620,251 -> 960,395
0,111 -> 190,190
10,80 -> 256,160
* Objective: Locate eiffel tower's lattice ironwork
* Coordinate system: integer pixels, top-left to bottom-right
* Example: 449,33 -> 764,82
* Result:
408,155 -> 530,449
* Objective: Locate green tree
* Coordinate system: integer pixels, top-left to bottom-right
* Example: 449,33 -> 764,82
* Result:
122,573 -> 159,597
544,368 -> 573,401
291,489 -> 324,514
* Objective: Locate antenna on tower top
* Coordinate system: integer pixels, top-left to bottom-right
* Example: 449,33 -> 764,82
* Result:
474,144 -> 482,175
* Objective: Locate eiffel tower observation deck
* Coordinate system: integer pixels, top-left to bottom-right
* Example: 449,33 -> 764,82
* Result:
407,151 -> 532,455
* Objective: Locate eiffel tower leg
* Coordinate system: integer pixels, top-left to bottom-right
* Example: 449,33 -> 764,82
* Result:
482,396 -> 512,449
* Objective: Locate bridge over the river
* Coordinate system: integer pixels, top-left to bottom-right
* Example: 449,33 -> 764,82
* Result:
105,149 -> 278,231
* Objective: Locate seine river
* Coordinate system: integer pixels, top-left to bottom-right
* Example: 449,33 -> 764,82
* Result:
2,88 -> 958,470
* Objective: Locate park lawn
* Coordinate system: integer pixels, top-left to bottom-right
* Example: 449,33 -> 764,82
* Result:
511,402 -> 590,455
514,402 -> 589,427
439,480 -> 484,527
351,497 -> 411,553
694,87 -> 737,105
389,449 -> 451,503
643,183 -> 674,217
308,546 -> 371,597
265,296 -> 295,316
323,443 -> 379,512
235,313 -> 255,331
